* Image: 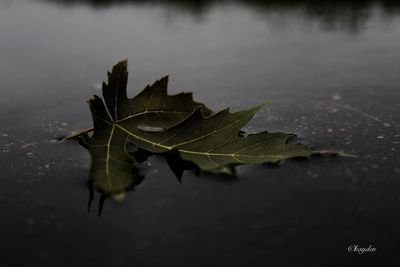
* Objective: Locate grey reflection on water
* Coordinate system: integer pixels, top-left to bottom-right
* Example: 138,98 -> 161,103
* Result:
43,0 -> 400,32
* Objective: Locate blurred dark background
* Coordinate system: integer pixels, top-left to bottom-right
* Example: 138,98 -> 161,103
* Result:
0,0 -> 399,266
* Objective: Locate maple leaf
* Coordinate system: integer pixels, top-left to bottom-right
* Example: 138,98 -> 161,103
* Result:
66,60 -> 353,215
72,60 -> 359,213
78,59 -> 319,196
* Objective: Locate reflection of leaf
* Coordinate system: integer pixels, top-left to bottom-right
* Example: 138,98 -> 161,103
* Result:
85,60 -> 212,195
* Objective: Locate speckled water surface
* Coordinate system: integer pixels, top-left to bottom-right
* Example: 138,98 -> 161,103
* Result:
0,0 -> 399,266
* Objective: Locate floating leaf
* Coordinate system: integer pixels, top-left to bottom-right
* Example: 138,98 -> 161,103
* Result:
69,59 -> 336,210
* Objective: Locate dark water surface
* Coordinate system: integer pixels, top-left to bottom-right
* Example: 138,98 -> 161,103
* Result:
1,0 -> 400,266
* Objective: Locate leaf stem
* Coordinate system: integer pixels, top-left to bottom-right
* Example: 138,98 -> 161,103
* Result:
63,127 -> 94,140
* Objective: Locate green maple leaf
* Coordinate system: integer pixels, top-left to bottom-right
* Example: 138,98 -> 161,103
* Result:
77,60 -> 319,198
65,60 -> 354,216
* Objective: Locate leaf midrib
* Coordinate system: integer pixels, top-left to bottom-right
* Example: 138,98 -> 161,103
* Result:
115,124 -> 289,159
105,124 -> 115,188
